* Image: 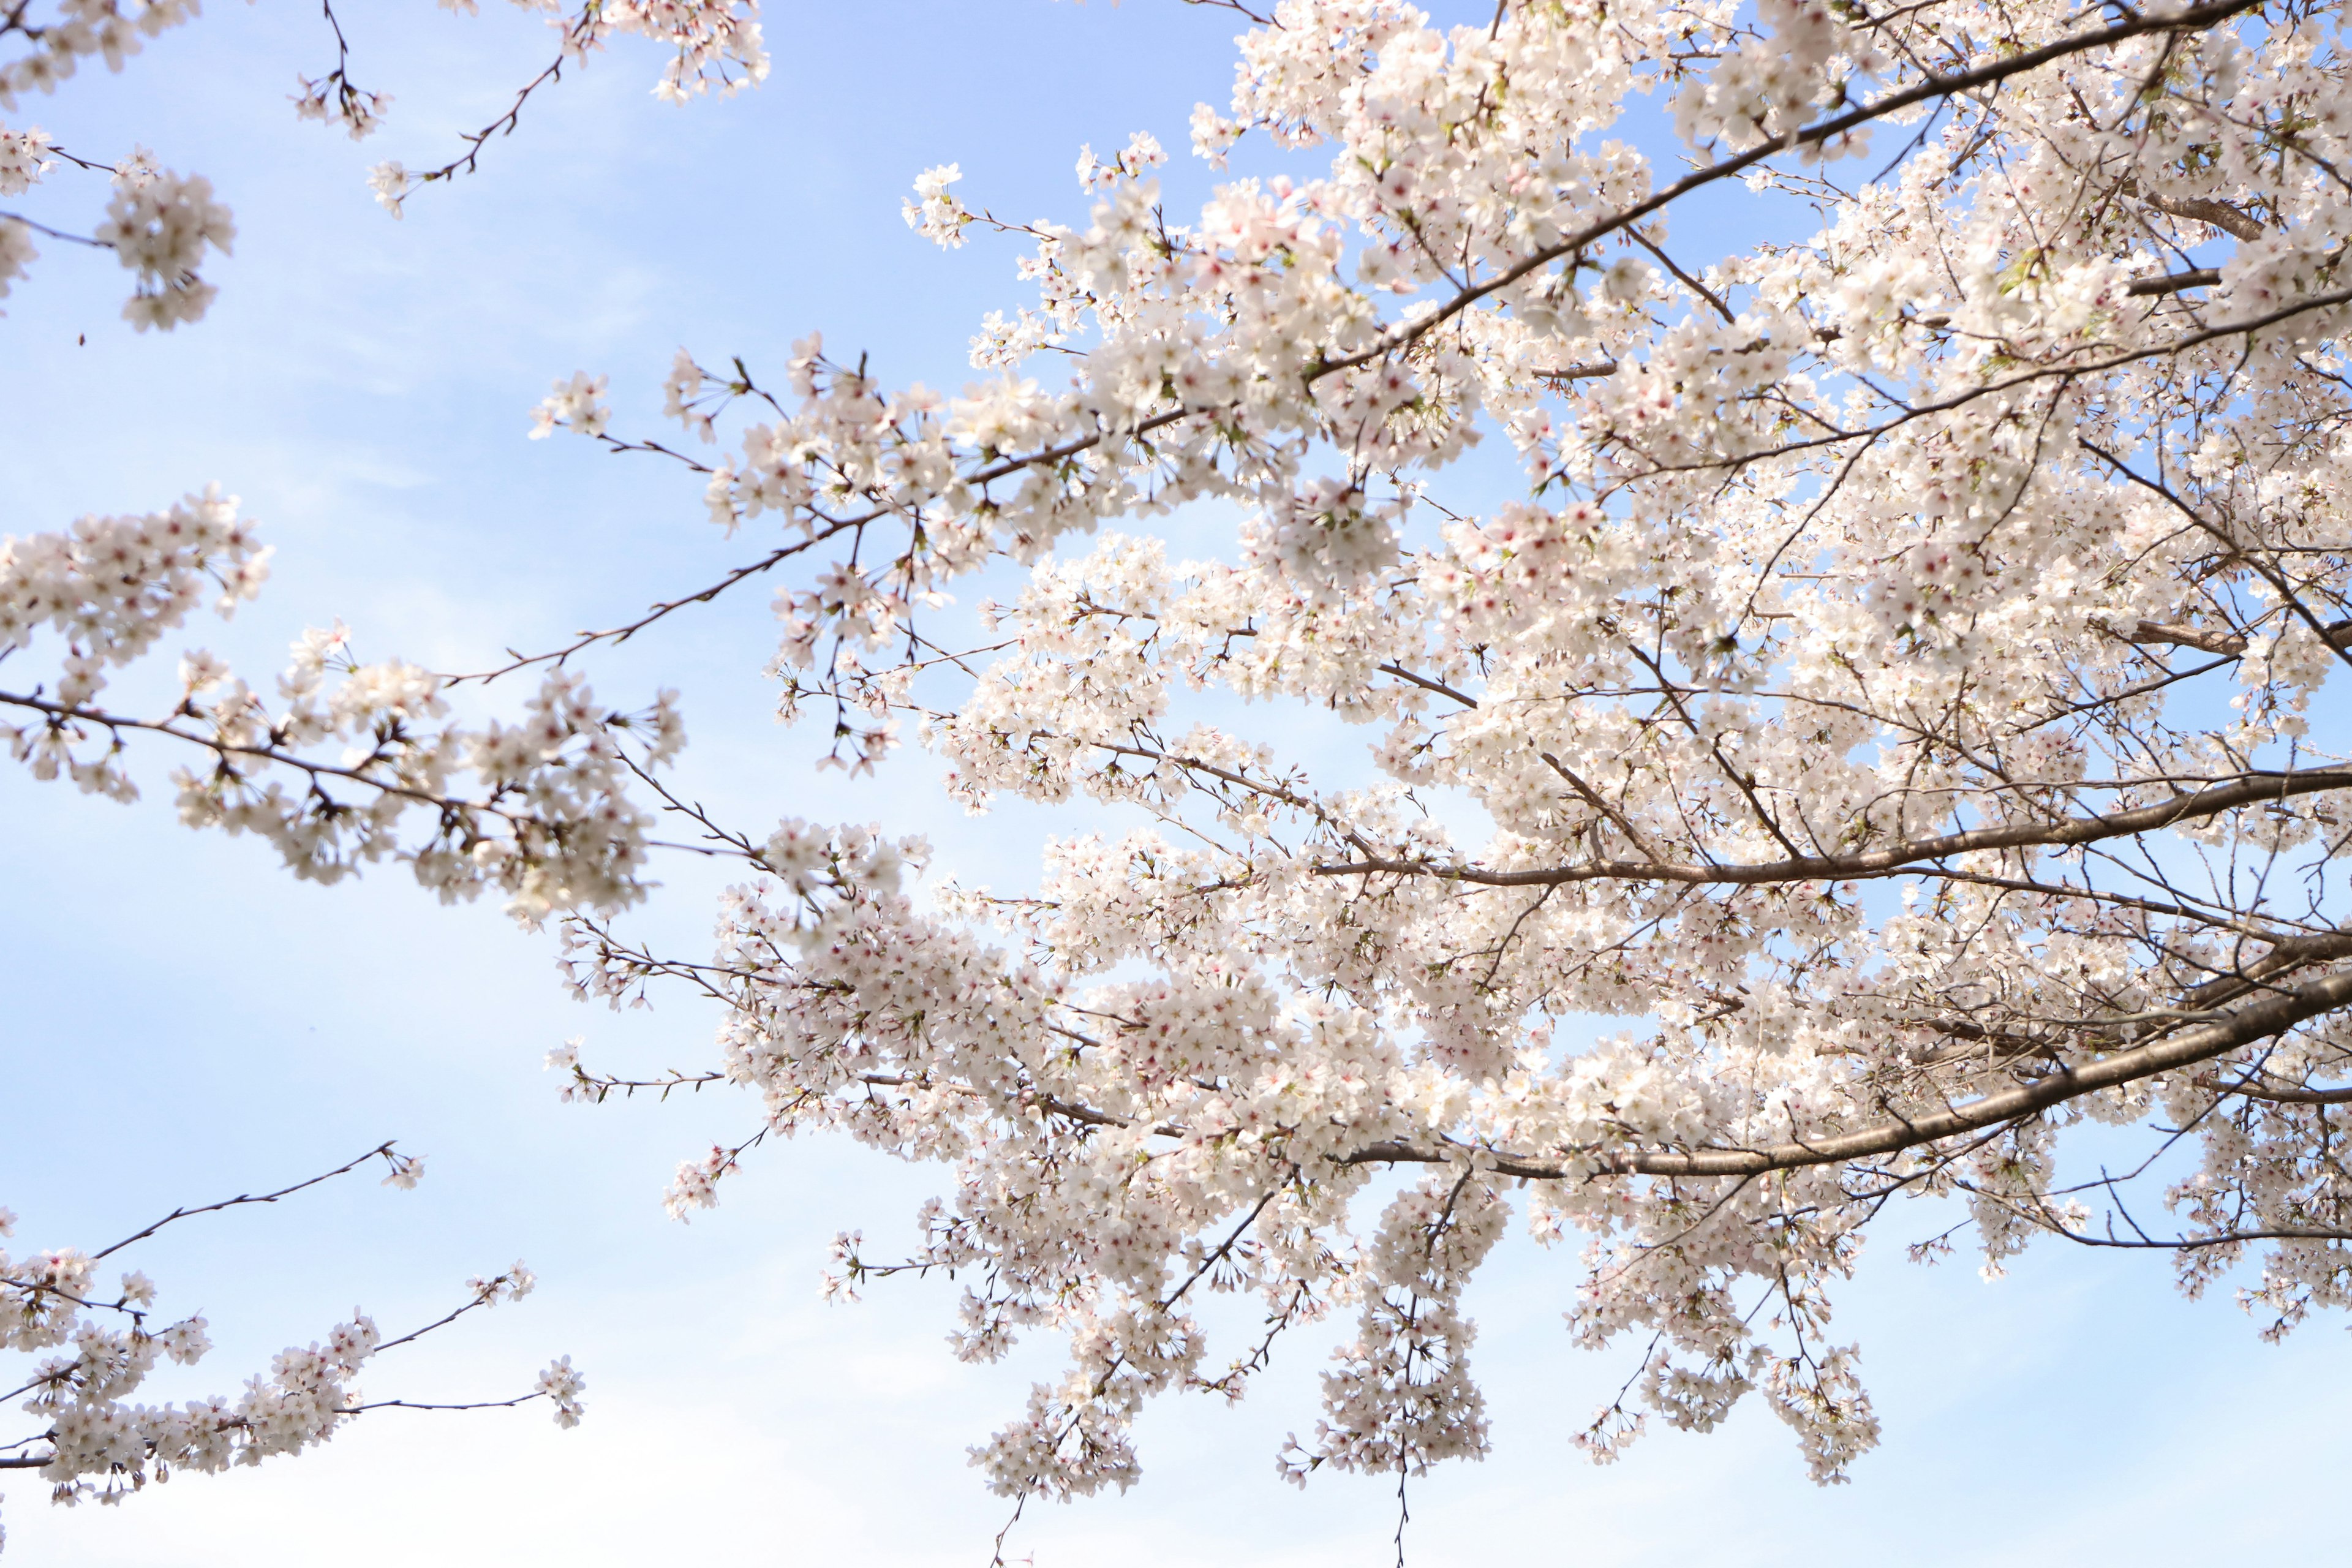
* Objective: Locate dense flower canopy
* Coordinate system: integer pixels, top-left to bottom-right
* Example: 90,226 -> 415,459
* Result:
8,0 -> 2352,1543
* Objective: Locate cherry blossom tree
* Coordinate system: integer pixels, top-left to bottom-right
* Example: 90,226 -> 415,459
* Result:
12,0 -> 2352,1554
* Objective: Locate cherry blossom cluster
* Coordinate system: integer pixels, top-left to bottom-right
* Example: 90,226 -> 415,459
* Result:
514,0 -> 2352,1531
502,0 -> 767,105
0,0 -> 197,108
91,157 -> 232,330
1671,0 -> 1890,156
2,0 -> 228,325
292,69 -> 391,144
0,484 -> 268,737
903,163 -> 971,248
0,120 -> 229,327
0,124 -> 48,195
167,635 -> 680,923
0,495 -> 682,922
0,115 -> 50,305
530,372 -> 611,440
533,1355 -> 586,1428
0,1148 -> 576,1545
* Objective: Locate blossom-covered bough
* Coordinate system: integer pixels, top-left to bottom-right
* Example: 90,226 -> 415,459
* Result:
524,0 -> 2352,1521
0,485 -> 684,916
13,0 -> 2352,1551
0,1142 -> 579,1551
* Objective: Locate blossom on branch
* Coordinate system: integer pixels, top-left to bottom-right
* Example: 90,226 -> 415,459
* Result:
0,1148 -> 576,1534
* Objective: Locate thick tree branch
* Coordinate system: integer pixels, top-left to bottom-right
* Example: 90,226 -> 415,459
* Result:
1314,767 -> 2352,888
2125,267 -> 2222,296
1348,967 -> 2352,1180
2144,193 -> 2264,243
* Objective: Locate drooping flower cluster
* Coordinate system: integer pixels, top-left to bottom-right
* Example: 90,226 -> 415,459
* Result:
292,74 -> 392,143
592,0 -> 767,104
520,0 -> 2352,1525
533,1355 -> 586,1428
90,159 -> 232,330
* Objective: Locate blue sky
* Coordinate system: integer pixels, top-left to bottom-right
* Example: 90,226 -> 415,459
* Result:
3,1 -> 2348,1561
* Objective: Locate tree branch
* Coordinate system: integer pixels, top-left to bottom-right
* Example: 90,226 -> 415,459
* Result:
1346,967 -> 2352,1180
1314,767 -> 2352,888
